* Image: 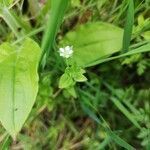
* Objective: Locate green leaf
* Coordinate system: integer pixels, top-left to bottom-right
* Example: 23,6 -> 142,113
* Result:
0,0 -> 13,6
0,38 -> 41,138
0,7 -> 25,38
143,31 -> 150,40
28,0 -> 40,17
60,22 -> 123,67
107,131 -> 135,150
111,97 -> 141,129
66,86 -> 77,98
122,0 -> 134,52
72,67 -> 87,82
0,134 -> 11,150
80,96 -> 134,150
74,73 -> 87,82
71,0 -> 81,7
86,42 -> 150,67
41,0 -> 69,65
59,73 -> 74,89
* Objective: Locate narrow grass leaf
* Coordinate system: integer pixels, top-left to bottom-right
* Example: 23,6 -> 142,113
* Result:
86,43 -> 150,67
98,136 -> 111,150
122,0 -> 134,52
107,131 -> 135,150
0,7 -> 21,38
41,0 -> 69,65
111,97 -> 141,129
0,135 -> 11,150
80,99 -> 134,150
80,101 -> 101,124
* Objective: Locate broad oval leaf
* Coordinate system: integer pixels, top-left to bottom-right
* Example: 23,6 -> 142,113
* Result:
0,38 -> 41,138
59,73 -> 73,89
60,22 -> 123,67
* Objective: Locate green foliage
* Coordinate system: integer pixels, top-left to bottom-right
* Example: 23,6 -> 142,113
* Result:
87,43 -> 150,67
0,0 -> 13,6
122,0 -> 134,52
0,0 -> 149,149
134,14 -> 150,38
59,73 -> 74,88
59,64 -> 87,89
80,93 -> 135,150
0,38 -> 41,138
107,131 -> 135,150
60,22 -> 123,67
71,0 -> 81,7
41,0 -> 69,65
137,60 -> 148,75
111,97 -> 141,129
143,31 -> 150,40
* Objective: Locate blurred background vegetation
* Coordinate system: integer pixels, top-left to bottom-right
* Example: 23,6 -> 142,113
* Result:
0,0 -> 150,149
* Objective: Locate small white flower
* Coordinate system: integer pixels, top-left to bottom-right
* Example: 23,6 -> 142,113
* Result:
59,46 -> 73,58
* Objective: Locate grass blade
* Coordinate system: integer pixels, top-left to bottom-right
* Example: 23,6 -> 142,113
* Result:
122,0 -> 134,52
107,130 -> 135,150
86,42 -> 150,67
1,134 -> 11,150
111,97 -> 141,129
0,7 -> 22,38
80,94 -> 135,150
41,0 -> 69,65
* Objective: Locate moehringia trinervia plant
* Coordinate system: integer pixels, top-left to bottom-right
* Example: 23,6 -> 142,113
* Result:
58,45 -> 87,97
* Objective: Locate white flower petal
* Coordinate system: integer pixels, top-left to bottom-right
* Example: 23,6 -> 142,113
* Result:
65,46 -> 70,51
65,54 -> 70,58
59,45 -> 73,58
68,50 -> 73,54
60,53 -> 64,56
59,48 -> 65,53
